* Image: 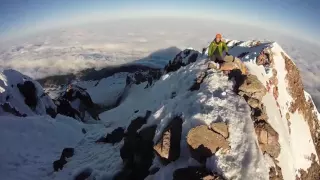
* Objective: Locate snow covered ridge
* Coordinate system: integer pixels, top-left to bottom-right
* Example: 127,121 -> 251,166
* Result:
225,40 -> 320,180
0,69 -> 56,117
1,39 -> 320,180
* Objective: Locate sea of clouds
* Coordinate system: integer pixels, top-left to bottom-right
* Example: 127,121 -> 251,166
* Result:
0,18 -> 319,109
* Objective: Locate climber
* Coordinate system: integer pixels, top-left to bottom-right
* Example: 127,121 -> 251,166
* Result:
208,33 -> 229,64
207,34 -> 247,75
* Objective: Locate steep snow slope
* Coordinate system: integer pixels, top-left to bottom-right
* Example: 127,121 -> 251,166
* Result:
1,39 -> 320,180
227,40 -> 320,179
0,115 -> 84,180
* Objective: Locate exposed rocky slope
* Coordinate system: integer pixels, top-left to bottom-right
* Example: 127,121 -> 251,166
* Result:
1,39 -> 320,180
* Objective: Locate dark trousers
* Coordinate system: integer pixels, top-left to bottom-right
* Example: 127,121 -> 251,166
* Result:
210,54 -> 225,64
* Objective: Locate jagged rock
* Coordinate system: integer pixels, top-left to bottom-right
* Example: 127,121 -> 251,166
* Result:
154,116 -> 183,163
96,127 -> 125,144
286,113 -> 290,121
297,154 -> 320,180
210,122 -> 229,139
53,158 -> 67,171
273,87 -> 279,100
53,147 -> 74,171
82,128 -> 87,134
126,70 -> 162,86
117,115 -> 156,180
247,98 -> 260,109
164,49 -> 200,73
254,121 -> 280,158
190,71 -> 207,91
251,105 -> 268,122
269,69 -> 278,86
256,52 -> 269,66
269,160 -> 283,180
61,148 -> 74,159
173,166 -> 225,180
269,76 -> 278,87
238,74 -> 267,101
54,98 -> 81,120
126,110 -> 152,136
17,81 -> 38,110
54,85 -> 100,121
187,125 -> 229,163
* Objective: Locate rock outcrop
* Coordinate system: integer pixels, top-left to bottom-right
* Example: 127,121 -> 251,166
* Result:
17,81 -> 38,110
116,111 -> 155,180
53,148 -> 75,171
164,49 -> 201,74
153,116 -> 183,163
283,52 -> 320,157
96,127 -> 125,144
254,121 -> 280,158
54,85 -> 100,121
238,74 -> 267,102
187,125 -> 229,163
126,70 -> 162,88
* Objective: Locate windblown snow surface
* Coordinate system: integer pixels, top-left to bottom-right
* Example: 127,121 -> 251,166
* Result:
0,40 -> 319,180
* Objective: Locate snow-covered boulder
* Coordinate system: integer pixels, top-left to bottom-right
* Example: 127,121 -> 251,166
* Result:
0,69 -> 56,117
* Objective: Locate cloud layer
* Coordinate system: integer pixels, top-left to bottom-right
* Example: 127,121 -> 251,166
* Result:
0,18 -> 319,109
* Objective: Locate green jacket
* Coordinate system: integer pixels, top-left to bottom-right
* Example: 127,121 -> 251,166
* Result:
208,41 -> 228,57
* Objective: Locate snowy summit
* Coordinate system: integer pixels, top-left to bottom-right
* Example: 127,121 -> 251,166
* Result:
1,39 -> 320,180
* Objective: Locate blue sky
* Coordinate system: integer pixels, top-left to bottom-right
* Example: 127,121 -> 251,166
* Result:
0,0 -> 319,42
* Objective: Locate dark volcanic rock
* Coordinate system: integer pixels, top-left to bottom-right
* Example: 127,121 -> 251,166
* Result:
53,158 -> 67,172
96,127 -> 125,144
164,49 -> 201,74
53,147 -> 74,171
54,98 -> 80,120
61,148 -> 74,159
126,110 -> 152,136
17,81 -> 38,110
54,85 -> 100,121
116,113 -> 156,180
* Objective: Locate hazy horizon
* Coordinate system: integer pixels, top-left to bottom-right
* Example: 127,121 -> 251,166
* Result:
1,0 -> 320,44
